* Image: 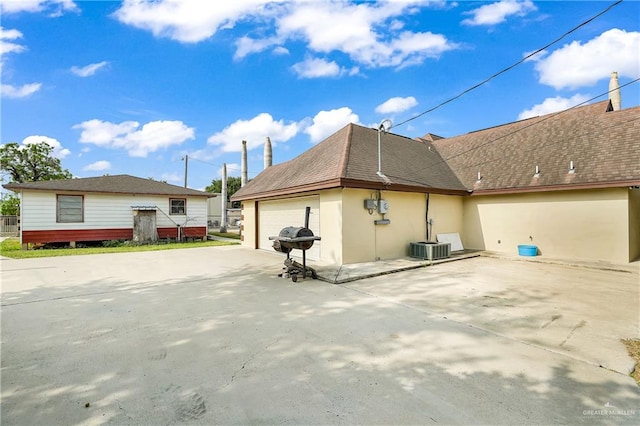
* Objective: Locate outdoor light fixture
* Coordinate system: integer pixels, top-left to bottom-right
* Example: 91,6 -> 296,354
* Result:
377,119 -> 392,182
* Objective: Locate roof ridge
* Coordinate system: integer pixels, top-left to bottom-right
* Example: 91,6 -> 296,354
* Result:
337,123 -> 354,178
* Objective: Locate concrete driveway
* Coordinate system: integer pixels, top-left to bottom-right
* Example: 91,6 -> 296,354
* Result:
1,246 -> 639,425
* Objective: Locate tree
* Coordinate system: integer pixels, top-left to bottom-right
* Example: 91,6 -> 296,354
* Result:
206,176 -> 244,209
0,142 -> 72,183
205,176 -> 243,198
0,194 -> 20,215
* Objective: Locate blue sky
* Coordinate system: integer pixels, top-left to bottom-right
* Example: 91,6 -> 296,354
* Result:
1,0 -> 639,192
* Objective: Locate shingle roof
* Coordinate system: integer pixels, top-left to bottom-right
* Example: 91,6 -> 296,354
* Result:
232,123 -> 468,201
3,174 -> 213,197
232,100 -> 640,201
428,100 -> 640,194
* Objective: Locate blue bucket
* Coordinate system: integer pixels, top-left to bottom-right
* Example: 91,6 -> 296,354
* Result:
518,245 -> 538,256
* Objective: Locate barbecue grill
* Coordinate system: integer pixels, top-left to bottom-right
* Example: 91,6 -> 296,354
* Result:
269,206 -> 321,282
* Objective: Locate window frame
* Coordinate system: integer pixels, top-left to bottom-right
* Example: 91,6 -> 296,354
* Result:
56,194 -> 84,223
169,198 -> 186,215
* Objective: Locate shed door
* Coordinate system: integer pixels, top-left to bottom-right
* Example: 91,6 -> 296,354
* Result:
258,196 -> 320,260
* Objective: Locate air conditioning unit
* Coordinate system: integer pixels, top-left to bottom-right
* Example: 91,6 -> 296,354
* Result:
409,242 -> 451,260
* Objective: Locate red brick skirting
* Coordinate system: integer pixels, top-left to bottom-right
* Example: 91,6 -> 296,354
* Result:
22,227 -> 207,244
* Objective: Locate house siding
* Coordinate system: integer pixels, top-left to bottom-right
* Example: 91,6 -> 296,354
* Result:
462,188 -> 630,263
19,190 -> 208,244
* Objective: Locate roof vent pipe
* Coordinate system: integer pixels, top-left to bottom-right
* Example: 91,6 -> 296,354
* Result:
609,71 -> 621,111
241,140 -> 248,187
477,171 -> 482,182
534,165 -> 540,177
377,119 -> 392,182
569,160 -> 576,174
264,137 -> 272,170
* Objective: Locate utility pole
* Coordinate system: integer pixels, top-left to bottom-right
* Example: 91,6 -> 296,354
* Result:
183,154 -> 189,188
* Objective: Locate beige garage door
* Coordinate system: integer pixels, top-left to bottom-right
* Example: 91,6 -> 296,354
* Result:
258,196 -> 320,260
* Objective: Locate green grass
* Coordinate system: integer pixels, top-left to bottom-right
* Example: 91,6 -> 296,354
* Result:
0,237 -> 237,259
622,339 -> 640,385
209,231 -> 241,240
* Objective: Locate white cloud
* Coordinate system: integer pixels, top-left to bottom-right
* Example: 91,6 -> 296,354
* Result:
292,57 -> 343,78
375,96 -> 418,114
0,0 -> 78,14
22,135 -> 71,158
74,119 -> 195,158
462,0 -> 536,26
533,29 -> 640,90
82,160 -> 111,171
0,27 -> 43,95
113,0 -> 275,43
71,61 -> 109,77
277,1 -> 458,68
305,107 -> 360,144
235,35 -> 280,60
113,1 -> 457,70
0,27 -> 25,55
272,46 -> 289,55
217,162 -> 241,178
207,113 -> 299,152
1,83 -> 42,98
517,94 -> 591,120
160,172 -> 182,184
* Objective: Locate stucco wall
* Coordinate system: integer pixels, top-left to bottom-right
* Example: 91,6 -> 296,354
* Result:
240,200 -> 257,248
341,189 -> 375,263
242,189 -> 464,265
342,189 -> 427,264
318,188 -> 343,265
629,188 -> 640,262
463,188 -> 630,264
20,191 -> 208,231
427,194 -> 465,242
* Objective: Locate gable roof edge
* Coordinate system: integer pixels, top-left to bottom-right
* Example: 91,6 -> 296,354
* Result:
337,123 -> 354,178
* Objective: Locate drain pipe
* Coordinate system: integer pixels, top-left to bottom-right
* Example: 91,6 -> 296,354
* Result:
425,193 -> 430,241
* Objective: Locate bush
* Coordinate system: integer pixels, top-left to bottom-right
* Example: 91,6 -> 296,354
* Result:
102,240 -> 125,248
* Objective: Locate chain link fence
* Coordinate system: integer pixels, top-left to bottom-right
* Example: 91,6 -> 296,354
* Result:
0,215 -> 19,236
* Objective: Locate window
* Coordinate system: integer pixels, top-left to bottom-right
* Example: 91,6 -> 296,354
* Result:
57,195 -> 83,223
170,198 -> 186,215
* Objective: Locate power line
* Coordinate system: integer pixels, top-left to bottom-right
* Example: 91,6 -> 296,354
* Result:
383,78 -> 639,187
386,112 -> 640,189
441,78 -> 639,164
464,114 -> 640,173
390,0 -> 624,131
186,156 -> 259,178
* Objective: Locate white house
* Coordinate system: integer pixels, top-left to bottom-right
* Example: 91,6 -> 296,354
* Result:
3,174 -> 213,248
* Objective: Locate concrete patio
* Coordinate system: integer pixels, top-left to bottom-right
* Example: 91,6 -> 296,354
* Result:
1,246 -> 639,425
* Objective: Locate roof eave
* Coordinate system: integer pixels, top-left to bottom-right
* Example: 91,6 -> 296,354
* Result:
1,185 -> 212,197
231,178 -> 344,201
471,179 -> 640,195
340,178 -> 469,196
231,177 -> 470,201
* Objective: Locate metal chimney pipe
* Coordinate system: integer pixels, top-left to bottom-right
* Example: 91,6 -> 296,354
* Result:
264,137 -> 272,170
241,140 -> 248,187
609,71 -> 621,111
220,163 -> 228,233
